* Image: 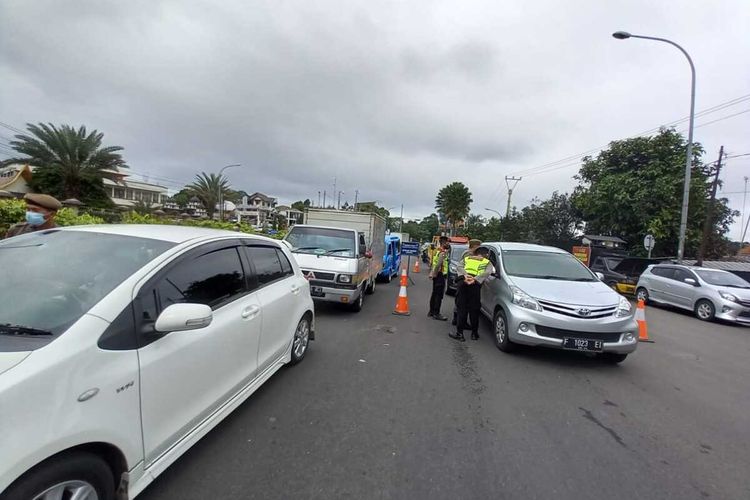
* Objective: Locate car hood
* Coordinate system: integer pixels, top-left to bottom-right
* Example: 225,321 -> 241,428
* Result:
0,351 -> 31,375
719,287 -> 750,301
290,252 -> 357,273
509,276 -> 619,306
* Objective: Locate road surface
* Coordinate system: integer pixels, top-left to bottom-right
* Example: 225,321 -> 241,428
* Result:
139,269 -> 750,500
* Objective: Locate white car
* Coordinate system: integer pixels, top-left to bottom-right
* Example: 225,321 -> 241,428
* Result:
0,225 -> 314,500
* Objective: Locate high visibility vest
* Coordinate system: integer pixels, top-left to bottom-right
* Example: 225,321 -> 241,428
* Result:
464,256 -> 490,277
432,251 -> 448,275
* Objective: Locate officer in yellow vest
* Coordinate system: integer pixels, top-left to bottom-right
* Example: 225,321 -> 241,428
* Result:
428,237 -> 450,320
450,247 -> 494,341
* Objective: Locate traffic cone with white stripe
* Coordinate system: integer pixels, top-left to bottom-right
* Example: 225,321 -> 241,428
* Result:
399,268 -> 408,287
413,259 -> 420,273
393,271 -> 410,316
635,299 -> 653,343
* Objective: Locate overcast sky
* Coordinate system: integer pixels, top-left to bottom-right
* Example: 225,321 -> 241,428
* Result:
1,1 -> 748,237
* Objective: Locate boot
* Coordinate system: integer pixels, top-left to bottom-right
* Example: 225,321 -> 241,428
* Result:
471,332 -> 479,340
449,331 -> 466,342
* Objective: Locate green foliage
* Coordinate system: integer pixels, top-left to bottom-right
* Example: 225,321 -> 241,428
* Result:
0,199 -> 26,237
5,123 -> 125,207
55,208 -> 105,226
435,182 -> 472,234
187,172 -> 232,218
572,128 -> 735,257
291,199 -> 312,212
400,213 -> 440,243
168,189 -> 193,209
120,211 -> 287,239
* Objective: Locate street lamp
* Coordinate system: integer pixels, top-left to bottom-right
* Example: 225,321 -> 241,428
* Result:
612,31 -> 696,262
218,163 -> 241,221
485,208 -> 502,219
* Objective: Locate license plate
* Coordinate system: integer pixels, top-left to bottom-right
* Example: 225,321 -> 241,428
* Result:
562,337 -> 603,352
310,286 -> 324,297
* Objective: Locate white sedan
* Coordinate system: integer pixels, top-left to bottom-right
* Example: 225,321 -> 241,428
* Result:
0,225 -> 314,500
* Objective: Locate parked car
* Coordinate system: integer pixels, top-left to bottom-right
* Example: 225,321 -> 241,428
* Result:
0,225 -> 314,500
636,264 -> 750,323
478,242 -> 638,363
590,255 -> 663,294
446,243 -> 468,295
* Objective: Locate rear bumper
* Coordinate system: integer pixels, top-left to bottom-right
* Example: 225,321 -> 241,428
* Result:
506,304 -> 639,354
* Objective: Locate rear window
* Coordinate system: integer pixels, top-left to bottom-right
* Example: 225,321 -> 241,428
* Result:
651,267 -> 675,279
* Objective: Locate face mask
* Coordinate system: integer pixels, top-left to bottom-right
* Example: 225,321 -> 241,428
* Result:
25,211 -> 47,227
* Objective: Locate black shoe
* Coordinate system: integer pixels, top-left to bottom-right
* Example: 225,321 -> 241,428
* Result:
471,332 -> 479,340
449,331 -> 466,342
427,312 -> 434,318
433,314 -> 448,321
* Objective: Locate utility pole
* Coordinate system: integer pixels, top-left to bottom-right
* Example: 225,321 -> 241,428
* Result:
505,176 -> 522,216
697,146 -> 724,266
332,177 -> 336,206
741,177 -> 748,243
337,191 -> 344,210
318,191 -> 321,208
323,190 -> 327,208
399,204 -> 404,232
354,189 -> 359,210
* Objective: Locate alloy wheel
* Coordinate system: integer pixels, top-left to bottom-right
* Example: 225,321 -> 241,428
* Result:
697,302 -> 713,320
495,315 -> 506,344
293,320 -> 310,358
33,480 -> 98,500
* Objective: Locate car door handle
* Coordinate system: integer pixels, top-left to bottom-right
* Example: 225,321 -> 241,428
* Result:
241,305 -> 260,319
291,284 -> 301,295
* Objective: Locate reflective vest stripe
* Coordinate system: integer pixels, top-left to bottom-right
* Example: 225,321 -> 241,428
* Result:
464,257 -> 490,276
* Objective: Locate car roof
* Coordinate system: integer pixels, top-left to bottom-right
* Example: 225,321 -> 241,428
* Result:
482,242 -> 569,254
653,263 -> 732,273
57,224 -> 280,245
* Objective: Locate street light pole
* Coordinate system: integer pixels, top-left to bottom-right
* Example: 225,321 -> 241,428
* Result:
613,31 -> 696,262
218,164 -> 241,221
485,208 -> 502,219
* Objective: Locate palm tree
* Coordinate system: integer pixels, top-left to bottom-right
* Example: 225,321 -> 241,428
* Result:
187,172 -> 231,219
435,182 -> 473,235
5,123 -> 126,205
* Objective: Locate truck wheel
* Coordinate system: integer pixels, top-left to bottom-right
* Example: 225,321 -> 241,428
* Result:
349,287 -> 365,312
366,277 -> 376,295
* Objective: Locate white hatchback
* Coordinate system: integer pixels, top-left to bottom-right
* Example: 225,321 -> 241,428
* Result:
0,225 -> 314,500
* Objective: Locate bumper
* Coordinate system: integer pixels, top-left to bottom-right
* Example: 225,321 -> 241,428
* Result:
309,283 -> 361,305
616,283 -> 636,295
506,304 -> 639,354
714,300 -> 750,324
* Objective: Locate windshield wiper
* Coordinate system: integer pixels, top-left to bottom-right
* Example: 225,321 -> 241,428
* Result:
572,277 -> 596,282
723,284 -> 750,289
323,248 -> 353,256
0,324 -> 53,336
292,246 -> 321,252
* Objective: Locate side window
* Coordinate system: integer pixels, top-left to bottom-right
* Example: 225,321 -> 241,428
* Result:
488,250 -> 499,268
591,257 -> 604,270
158,247 -> 246,310
358,233 -> 367,256
673,269 -> 694,283
247,246 -> 285,286
276,248 -> 294,277
653,267 -> 675,279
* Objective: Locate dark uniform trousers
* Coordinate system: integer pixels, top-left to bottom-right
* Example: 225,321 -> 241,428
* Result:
429,273 -> 446,316
456,281 -> 481,335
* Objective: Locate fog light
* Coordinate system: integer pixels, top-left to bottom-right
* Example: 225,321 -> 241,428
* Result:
623,332 -> 635,342
341,297 -> 349,303
722,306 -> 731,313
519,322 -> 530,332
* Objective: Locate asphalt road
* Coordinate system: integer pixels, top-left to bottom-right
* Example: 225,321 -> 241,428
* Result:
139,268 -> 750,500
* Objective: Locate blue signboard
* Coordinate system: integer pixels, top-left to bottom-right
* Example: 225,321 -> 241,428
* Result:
401,241 -> 420,256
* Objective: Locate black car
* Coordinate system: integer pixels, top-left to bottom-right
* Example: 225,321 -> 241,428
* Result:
590,255 -> 662,290
446,244 -> 468,295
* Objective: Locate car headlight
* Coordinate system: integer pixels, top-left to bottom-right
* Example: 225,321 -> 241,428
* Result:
615,295 -> 632,317
337,274 -> 352,283
719,291 -> 737,302
510,286 -> 542,311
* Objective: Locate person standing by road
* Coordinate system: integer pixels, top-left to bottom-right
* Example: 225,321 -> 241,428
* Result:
452,239 -> 481,326
428,236 -> 450,320
3,193 -> 61,239
450,247 -> 494,341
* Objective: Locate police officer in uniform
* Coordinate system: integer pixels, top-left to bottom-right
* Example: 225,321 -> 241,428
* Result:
4,193 -> 62,239
450,247 -> 494,341
452,239 -> 481,326
428,236 -> 450,320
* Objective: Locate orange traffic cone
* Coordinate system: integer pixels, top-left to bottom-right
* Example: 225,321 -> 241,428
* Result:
393,280 -> 410,316
399,269 -> 408,287
413,259 -> 420,273
635,299 -> 653,343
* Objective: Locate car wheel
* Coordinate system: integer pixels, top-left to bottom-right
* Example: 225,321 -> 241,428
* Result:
636,287 -> 649,304
290,316 -> 311,365
694,299 -> 715,321
366,277 -> 376,295
1,451 -> 114,500
386,272 -> 392,283
493,308 -> 515,353
601,352 -> 628,364
349,287 -> 365,312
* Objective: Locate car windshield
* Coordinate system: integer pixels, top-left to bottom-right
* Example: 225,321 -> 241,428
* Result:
604,257 -> 623,269
285,227 -> 356,258
450,245 -> 468,261
694,269 -> 750,288
0,230 -> 175,348
502,249 -> 597,281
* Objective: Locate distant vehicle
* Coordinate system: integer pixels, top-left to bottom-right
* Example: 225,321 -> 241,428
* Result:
478,242 -> 638,363
0,225 -> 314,500
590,255 -> 662,293
284,208 -> 386,312
379,234 -> 402,282
636,264 -> 750,323
446,243 -> 468,295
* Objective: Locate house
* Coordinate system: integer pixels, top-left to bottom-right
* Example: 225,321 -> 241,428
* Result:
102,169 -> 169,208
275,205 -> 304,227
0,163 -> 33,195
236,192 -> 277,225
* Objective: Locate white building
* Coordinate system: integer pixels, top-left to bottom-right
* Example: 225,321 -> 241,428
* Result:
275,205 -> 304,227
236,192 -> 278,225
102,169 -> 168,208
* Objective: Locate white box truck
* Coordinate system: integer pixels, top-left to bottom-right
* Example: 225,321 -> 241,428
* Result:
283,209 -> 386,311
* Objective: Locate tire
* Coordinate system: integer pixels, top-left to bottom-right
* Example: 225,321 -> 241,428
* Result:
349,287 -> 365,312
366,277 -> 376,295
1,451 -> 114,500
694,299 -> 715,321
386,272 -> 392,283
601,353 -> 628,364
636,287 -> 649,304
493,308 -> 515,353
290,316 -> 311,365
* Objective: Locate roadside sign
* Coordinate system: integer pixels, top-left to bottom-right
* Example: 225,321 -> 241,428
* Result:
572,245 -> 591,266
401,241 -> 420,256
644,234 -> 655,258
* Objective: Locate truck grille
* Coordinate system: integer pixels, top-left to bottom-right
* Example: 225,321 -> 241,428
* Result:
535,325 -> 622,343
301,270 -> 335,281
537,299 -> 617,319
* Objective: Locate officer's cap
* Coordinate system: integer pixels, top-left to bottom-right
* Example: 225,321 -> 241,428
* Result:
24,193 -> 62,211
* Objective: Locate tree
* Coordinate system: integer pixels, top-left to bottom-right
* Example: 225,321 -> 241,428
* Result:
291,199 -> 312,212
132,199 -> 154,216
169,188 -> 193,209
435,182 -> 472,235
572,128 -> 736,258
517,192 -> 582,249
5,123 -> 126,207
188,172 -> 232,219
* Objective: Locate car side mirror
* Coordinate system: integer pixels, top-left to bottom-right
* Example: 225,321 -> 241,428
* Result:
684,278 -> 698,286
595,272 -> 605,281
365,250 -> 373,259
155,303 -> 213,333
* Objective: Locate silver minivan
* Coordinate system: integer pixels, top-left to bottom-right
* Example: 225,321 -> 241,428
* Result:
479,243 -> 638,363
636,264 -> 750,323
